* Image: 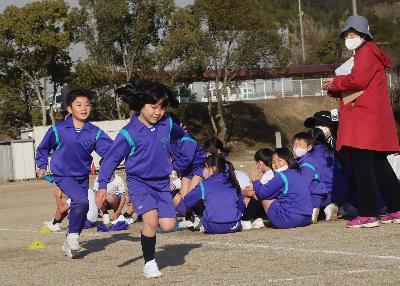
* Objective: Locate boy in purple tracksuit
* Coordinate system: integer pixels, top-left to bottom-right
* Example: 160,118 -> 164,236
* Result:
293,131 -> 326,223
96,81 -> 184,278
247,148 -> 312,229
174,154 -> 244,234
35,88 -> 113,257
293,129 -> 349,223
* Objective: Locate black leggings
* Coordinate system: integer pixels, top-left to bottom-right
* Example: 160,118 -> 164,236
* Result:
347,148 -> 400,217
242,197 -> 265,221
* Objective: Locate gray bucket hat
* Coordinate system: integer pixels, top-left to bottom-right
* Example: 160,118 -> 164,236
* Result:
340,15 -> 373,39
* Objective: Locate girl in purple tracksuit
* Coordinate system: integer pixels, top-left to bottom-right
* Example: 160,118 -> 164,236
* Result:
248,148 -> 312,229
35,88 -> 113,258
175,154 -> 244,234
96,81 -> 185,279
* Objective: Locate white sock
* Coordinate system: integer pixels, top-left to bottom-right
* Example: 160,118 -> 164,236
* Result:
67,233 -> 79,239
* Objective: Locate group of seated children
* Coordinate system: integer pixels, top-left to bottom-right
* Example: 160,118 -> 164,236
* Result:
43,125 -> 351,234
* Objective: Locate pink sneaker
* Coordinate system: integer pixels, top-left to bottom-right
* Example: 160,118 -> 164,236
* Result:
346,216 -> 379,228
381,211 -> 400,224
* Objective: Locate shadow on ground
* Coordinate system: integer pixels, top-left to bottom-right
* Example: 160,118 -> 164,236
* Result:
117,243 -> 202,269
77,233 -> 140,259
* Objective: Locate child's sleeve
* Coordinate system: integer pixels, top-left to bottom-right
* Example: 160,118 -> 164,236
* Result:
170,122 -> 185,142
254,175 -> 284,200
35,127 -> 57,170
182,185 -> 202,208
300,165 -> 316,184
94,129 -> 113,158
97,133 -> 131,190
173,141 -> 196,173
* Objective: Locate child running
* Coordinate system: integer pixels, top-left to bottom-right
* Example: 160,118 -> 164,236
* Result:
35,88 -> 113,257
247,148 -> 312,229
96,81 -> 185,278
175,154 -> 244,234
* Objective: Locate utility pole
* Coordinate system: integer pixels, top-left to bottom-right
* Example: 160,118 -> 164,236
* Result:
352,0 -> 357,15
298,0 -> 306,64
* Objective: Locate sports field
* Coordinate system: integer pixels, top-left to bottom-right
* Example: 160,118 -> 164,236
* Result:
1,177 -> 400,286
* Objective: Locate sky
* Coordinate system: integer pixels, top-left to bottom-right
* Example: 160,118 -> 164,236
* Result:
0,0 -> 194,61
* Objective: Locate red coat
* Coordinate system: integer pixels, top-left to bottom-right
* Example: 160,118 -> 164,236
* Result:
329,41 -> 400,152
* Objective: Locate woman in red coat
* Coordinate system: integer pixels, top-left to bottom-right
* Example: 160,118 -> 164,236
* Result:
323,15 -> 400,228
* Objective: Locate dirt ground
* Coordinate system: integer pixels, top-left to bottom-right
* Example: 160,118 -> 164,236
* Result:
1,177 -> 400,286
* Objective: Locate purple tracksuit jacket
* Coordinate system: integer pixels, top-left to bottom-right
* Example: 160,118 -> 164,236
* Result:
183,172 -> 244,223
297,150 -> 326,197
170,133 -> 207,178
308,145 -> 349,205
35,116 -> 112,176
97,115 -> 185,190
253,169 -> 312,216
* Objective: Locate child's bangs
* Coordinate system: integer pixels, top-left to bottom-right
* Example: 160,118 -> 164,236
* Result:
148,91 -> 169,108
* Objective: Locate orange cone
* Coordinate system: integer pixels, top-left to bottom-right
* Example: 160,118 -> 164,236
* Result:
91,162 -> 96,175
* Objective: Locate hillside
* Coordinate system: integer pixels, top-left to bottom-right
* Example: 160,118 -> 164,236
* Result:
178,97 -> 339,157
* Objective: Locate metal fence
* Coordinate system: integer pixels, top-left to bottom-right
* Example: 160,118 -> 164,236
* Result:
179,74 -> 394,103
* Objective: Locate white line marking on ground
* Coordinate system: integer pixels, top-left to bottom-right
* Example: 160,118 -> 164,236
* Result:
2,228 -> 400,262
163,236 -> 400,261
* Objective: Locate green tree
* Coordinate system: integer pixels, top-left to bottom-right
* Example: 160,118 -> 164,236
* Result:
0,0 -> 73,126
0,81 -> 32,138
193,0 -> 289,143
76,0 -> 174,119
156,7 -> 211,86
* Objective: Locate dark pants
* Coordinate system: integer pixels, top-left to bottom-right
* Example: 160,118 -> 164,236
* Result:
242,197 -> 265,221
347,148 -> 400,217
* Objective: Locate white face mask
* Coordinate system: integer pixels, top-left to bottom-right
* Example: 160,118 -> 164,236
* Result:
293,147 -> 308,158
275,165 -> 288,173
316,126 -> 331,137
345,36 -> 364,51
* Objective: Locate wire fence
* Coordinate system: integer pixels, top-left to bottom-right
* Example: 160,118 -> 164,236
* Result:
180,74 -> 394,103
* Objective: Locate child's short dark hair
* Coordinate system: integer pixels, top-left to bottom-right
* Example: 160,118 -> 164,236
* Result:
116,80 -> 179,112
292,132 -> 312,145
203,138 -> 228,156
254,148 -> 273,169
274,147 -> 300,171
66,88 -> 92,107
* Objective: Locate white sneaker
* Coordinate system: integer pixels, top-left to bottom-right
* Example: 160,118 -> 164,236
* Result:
143,259 -> 162,278
251,218 -> 265,229
42,220 -> 61,231
102,213 -> 110,225
324,203 -> 339,221
178,218 -> 194,228
241,220 -> 252,230
111,215 -> 127,225
312,208 -> 320,224
62,234 -> 80,258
